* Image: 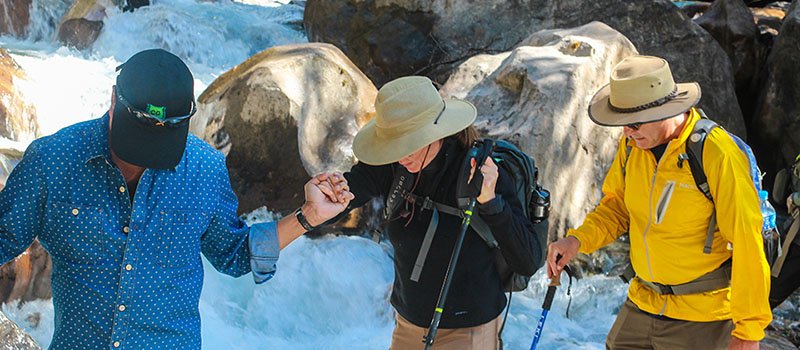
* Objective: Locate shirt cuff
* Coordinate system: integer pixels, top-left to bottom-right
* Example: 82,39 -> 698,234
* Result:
477,195 -> 504,216
249,222 -> 280,284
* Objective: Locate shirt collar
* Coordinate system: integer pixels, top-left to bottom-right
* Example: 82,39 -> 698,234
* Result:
83,113 -> 113,165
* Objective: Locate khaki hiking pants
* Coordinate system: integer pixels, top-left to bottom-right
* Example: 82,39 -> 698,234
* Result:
389,313 -> 502,350
606,299 -> 734,350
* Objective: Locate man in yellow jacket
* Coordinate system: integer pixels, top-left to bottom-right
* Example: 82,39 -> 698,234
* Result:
547,55 -> 771,350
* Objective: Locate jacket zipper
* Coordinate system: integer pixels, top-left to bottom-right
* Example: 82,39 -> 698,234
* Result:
638,141 -> 674,315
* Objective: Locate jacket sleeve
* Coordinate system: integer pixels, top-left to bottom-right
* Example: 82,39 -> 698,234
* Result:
200,153 -> 279,284
705,129 -> 772,341
477,166 -> 541,276
567,136 -> 630,253
342,162 -> 393,210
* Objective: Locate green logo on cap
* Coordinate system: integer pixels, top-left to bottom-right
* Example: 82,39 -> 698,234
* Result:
146,104 -> 167,120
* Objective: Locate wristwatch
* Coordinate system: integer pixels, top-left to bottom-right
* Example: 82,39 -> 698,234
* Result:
294,207 -> 316,232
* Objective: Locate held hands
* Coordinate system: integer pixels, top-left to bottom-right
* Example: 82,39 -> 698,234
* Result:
546,236 -> 581,279
469,156 -> 498,204
301,172 -> 354,227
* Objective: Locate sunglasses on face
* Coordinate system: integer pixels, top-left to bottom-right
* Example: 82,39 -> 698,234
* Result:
624,122 -> 643,130
115,87 -> 196,128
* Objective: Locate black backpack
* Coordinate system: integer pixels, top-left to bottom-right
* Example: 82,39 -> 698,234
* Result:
385,138 -> 549,292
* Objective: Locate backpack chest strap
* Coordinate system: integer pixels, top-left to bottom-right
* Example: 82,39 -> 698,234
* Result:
405,192 -> 499,247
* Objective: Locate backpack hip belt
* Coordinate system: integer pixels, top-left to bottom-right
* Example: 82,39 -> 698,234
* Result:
635,260 -> 732,295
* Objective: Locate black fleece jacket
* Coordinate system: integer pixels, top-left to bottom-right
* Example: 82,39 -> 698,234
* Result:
344,138 -> 541,328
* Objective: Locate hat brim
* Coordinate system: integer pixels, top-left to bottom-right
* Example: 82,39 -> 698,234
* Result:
110,103 -> 189,169
352,99 -> 477,165
588,82 -> 701,127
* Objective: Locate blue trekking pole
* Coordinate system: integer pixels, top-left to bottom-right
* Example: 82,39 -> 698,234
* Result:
530,260 -> 563,350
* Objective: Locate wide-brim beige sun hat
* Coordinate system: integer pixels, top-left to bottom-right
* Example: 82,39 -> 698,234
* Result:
353,76 -> 477,165
588,55 -> 701,127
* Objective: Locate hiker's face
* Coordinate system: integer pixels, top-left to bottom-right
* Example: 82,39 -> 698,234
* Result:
399,140 -> 442,173
623,113 -> 685,150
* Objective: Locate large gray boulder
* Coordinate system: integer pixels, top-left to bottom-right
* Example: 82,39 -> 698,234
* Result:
0,310 -> 40,349
440,22 -> 634,239
304,0 -> 745,137
751,0 -> 800,191
192,43 -> 376,214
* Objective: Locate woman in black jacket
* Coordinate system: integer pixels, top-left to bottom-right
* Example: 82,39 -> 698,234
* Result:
343,76 -> 542,349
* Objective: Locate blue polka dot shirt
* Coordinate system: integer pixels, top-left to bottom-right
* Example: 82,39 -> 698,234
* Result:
0,114 -> 280,349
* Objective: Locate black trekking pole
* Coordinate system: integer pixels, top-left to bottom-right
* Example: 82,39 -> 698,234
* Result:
422,198 -> 477,349
422,141 -> 492,349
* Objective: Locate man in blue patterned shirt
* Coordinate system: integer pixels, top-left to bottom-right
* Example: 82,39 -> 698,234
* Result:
0,49 -> 353,349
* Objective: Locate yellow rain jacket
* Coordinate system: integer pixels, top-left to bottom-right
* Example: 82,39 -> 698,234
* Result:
568,108 -> 772,341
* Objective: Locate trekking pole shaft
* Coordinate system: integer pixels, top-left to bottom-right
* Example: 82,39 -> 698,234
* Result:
530,285 -> 557,350
530,308 -> 549,350
423,199 -> 477,349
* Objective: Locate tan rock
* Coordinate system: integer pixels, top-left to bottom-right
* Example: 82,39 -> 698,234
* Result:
440,22 -> 636,239
192,43 -> 376,213
55,0 -> 118,49
0,49 -> 38,142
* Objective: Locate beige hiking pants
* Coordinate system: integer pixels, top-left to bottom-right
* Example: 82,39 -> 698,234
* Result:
389,313 -> 502,350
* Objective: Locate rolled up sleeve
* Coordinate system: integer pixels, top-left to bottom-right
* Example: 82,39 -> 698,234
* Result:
248,221 -> 279,284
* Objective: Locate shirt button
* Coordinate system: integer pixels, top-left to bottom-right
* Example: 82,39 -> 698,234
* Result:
125,264 -> 132,271
119,186 -> 126,193
123,226 -> 130,234
118,305 -> 126,312
71,208 -> 79,216
113,341 -> 120,348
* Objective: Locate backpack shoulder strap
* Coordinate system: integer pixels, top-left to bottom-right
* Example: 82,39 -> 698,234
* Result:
621,138 -> 633,178
384,165 -> 414,220
685,116 -> 718,202
685,109 -> 720,254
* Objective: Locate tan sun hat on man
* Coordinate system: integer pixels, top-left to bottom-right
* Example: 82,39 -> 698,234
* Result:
588,55 -> 701,127
353,76 -> 477,165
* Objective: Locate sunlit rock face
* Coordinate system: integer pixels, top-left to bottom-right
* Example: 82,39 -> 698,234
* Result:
439,22 -> 634,241
0,49 -> 39,143
192,43 -> 376,214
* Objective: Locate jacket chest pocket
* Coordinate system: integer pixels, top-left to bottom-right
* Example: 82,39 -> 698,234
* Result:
157,210 -> 210,268
45,202 -> 109,265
